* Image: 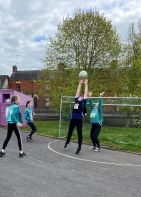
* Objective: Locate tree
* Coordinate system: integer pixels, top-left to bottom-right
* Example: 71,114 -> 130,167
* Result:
44,9 -> 121,71
40,64 -> 80,108
42,9 -> 122,108
124,21 -> 141,96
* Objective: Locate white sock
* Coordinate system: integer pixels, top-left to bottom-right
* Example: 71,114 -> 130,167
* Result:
1,149 -> 5,153
20,151 -> 23,154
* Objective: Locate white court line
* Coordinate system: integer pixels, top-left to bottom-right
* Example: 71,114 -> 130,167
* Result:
48,140 -> 141,167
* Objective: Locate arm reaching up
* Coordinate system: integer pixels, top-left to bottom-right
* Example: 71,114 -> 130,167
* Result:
75,79 -> 83,98
98,92 -> 104,112
88,91 -> 94,110
84,79 -> 88,99
100,92 -> 105,97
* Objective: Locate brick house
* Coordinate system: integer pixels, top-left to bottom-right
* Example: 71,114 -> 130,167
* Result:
9,66 -> 49,109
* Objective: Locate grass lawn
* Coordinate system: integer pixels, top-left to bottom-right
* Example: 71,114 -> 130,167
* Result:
24,120 -> 141,153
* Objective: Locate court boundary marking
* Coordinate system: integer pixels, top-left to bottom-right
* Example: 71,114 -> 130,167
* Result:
48,140 -> 141,167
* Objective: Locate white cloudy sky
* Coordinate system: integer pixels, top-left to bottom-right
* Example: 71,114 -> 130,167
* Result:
0,0 -> 141,76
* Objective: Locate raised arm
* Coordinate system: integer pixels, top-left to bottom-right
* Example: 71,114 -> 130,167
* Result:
84,79 -> 88,99
75,79 -> 83,97
98,92 -> 104,111
88,91 -> 94,110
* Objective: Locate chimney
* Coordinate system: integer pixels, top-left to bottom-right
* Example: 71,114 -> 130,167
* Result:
13,65 -> 17,73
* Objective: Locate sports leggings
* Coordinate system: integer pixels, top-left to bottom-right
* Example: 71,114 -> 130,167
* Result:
90,123 -> 101,148
27,122 -> 37,138
2,123 -> 22,151
66,118 -> 83,149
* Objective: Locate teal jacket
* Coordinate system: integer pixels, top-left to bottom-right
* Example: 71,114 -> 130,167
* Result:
24,107 -> 33,123
6,103 -> 22,124
89,98 -> 103,125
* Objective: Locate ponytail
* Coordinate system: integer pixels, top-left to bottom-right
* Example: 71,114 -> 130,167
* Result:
26,101 -> 31,108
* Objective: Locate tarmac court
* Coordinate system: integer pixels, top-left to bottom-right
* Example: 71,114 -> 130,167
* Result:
0,127 -> 141,197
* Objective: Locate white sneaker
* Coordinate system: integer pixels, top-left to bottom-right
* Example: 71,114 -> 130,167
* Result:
94,147 -> 99,152
94,147 -> 102,152
98,148 -> 102,152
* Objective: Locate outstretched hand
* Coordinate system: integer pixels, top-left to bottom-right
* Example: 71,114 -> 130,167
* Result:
100,92 -> 105,97
84,79 -> 88,85
17,123 -> 23,128
79,79 -> 84,84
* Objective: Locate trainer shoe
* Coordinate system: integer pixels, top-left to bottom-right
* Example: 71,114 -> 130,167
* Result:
27,136 -> 32,142
64,141 -> 71,148
0,151 -> 5,157
94,147 -> 101,152
75,148 -> 81,155
18,152 -> 26,158
98,148 -> 102,152
94,147 -> 99,152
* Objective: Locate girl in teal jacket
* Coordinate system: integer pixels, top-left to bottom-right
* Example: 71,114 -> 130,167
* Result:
24,101 -> 36,141
0,96 -> 26,158
88,91 -> 104,152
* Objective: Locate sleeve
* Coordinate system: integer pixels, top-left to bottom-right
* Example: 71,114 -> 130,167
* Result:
83,99 -> 87,107
11,106 -> 21,124
24,109 -> 28,121
98,98 -> 103,113
89,98 -> 94,111
24,109 -> 31,123
5,107 -> 9,118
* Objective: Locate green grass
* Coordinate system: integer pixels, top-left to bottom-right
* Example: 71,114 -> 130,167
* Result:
24,120 -> 141,153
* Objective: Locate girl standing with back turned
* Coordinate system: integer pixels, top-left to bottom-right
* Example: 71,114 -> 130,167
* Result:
0,96 -> 26,158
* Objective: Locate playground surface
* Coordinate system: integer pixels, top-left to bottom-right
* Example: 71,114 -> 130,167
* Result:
0,127 -> 141,197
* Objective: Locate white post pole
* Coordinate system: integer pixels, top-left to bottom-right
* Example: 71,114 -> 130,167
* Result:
59,95 -> 63,138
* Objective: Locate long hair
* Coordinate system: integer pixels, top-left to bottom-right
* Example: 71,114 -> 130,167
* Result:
11,96 -> 19,104
26,101 -> 32,108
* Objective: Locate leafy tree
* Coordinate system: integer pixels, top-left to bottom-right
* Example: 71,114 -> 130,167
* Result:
124,22 -> 141,96
44,9 -> 121,71
41,10 -> 122,108
40,64 -> 81,108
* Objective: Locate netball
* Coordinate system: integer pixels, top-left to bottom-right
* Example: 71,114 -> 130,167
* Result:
79,70 -> 88,79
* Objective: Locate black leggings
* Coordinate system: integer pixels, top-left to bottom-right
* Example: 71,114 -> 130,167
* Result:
2,123 -> 22,151
90,123 -> 101,148
66,119 -> 82,149
27,122 -> 37,138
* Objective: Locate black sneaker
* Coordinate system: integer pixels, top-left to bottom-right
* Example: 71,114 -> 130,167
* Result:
0,151 -> 5,157
64,141 -> 71,148
64,142 -> 68,148
75,148 -> 81,155
18,152 -> 26,158
27,136 -> 32,142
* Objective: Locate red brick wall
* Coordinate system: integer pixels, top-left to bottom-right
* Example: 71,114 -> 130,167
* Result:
9,80 -> 45,108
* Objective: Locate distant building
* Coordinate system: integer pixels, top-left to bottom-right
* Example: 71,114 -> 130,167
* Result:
0,75 -> 9,89
9,65 -> 49,109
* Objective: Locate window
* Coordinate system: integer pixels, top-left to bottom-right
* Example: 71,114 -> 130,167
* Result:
3,94 -> 10,103
45,98 -> 49,107
16,81 -> 21,91
34,97 -> 38,109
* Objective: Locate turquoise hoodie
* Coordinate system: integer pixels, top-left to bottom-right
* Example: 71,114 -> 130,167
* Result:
89,98 -> 103,125
6,103 -> 22,124
24,107 -> 33,123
